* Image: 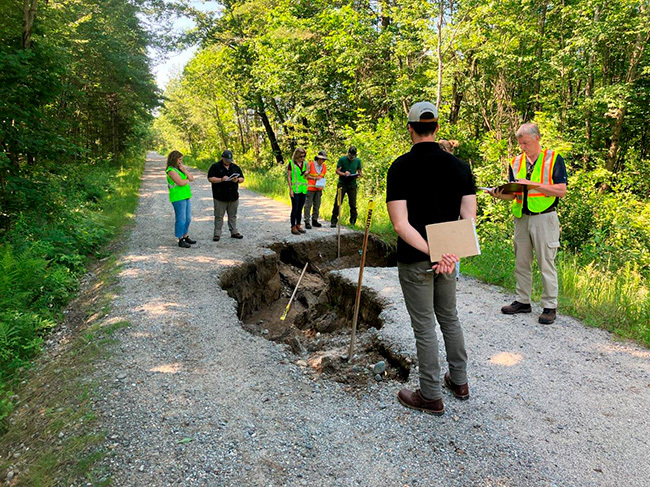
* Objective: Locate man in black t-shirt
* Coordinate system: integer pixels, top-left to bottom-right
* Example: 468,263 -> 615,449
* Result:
207,150 -> 245,241
386,101 -> 477,416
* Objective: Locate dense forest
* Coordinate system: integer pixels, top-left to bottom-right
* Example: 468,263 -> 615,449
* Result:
155,0 -> 649,341
0,0 -> 160,420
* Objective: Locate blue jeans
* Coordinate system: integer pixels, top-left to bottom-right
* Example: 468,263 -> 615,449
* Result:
172,198 -> 191,239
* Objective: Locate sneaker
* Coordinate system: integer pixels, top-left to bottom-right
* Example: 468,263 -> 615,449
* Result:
296,225 -> 306,234
397,389 -> 444,415
291,226 -> 300,235
178,239 -> 191,248
539,308 -> 556,324
305,222 -> 312,229
312,221 -> 322,228
183,236 -> 197,244
230,233 -> 244,239
501,301 -> 532,314
213,236 -> 220,242
444,372 -> 470,400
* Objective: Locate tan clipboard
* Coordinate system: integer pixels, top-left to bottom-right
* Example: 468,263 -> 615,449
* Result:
425,218 -> 481,262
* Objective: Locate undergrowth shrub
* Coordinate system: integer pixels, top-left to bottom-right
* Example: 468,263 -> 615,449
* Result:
0,155 -> 144,423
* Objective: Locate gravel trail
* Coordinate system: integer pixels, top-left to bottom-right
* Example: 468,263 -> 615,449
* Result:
96,153 -> 650,486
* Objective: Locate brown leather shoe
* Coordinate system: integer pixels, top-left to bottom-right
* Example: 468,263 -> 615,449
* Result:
444,372 -> 470,400
296,224 -> 306,234
501,300 -> 532,314
539,308 -> 556,324
291,226 -> 300,235
397,389 -> 444,415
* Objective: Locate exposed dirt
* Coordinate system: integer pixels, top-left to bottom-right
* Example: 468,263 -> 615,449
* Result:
221,235 -> 408,389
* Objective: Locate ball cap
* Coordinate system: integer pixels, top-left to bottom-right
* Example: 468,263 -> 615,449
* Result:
221,149 -> 233,161
407,101 -> 439,123
348,146 -> 358,156
316,150 -> 328,160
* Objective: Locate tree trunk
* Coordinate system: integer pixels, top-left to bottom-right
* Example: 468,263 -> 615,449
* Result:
233,101 -> 247,155
449,76 -> 462,124
531,1 -> 547,113
22,0 -> 39,49
436,0 -> 444,109
606,6 -> 650,170
256,95 -> 283,164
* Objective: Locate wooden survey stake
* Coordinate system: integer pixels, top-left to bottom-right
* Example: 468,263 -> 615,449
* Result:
348,200 -> 375,360
336,187 -> 343,259
280,262 -> 309,321
425,218 -> 481,263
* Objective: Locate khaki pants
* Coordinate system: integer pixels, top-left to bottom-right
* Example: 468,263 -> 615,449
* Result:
398,261 -> 468,401
213,199 -> 239,237
514,212 -> 560,308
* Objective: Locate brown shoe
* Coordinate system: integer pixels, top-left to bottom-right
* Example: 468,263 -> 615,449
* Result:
444,372 -> 470,400
397,389 -> 444,415
501,300 -> 532,314
291,226 -> 300,235
296,224 -> 306,234
539,308 -> 556,324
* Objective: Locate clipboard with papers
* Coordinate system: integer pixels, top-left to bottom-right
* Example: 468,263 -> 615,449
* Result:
425,218 -> 481,263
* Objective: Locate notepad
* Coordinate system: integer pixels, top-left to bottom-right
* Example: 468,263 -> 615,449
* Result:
425,219 -> 481,262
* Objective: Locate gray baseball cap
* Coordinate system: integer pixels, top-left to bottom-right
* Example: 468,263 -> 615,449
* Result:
221,150 -> 233,161
316,150 -> 328,160
407,102 -> 439,123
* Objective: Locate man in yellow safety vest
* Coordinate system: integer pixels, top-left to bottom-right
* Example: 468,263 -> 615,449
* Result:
489,123 -> 568,324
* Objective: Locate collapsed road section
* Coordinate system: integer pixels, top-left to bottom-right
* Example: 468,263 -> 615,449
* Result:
218,234 -> 412,388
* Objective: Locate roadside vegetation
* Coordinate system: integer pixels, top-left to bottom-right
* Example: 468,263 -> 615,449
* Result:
156,0 -> 650,346
0,0 -> 157,430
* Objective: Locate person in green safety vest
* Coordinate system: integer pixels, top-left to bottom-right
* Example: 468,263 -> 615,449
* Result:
165,150 -> 195,248
488,123 -> 568,324
286,147 -> 309,235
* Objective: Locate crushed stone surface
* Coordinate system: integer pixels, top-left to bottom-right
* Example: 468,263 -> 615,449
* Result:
95,153 -> 650,486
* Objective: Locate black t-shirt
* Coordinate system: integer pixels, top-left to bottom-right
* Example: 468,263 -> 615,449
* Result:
208,161 -> 244,202
507,153 -> 567,213
386,142 -> 476,264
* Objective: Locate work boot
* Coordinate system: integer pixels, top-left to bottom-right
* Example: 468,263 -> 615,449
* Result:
444,372 -> 470,400
501,301 -> 532,314
330,221 -> 337,228
538,308 -> 557,324
178,239 -> 191,248
397,389 -> 444,416
305,222 -> 312,229
291,226 -> 300,235
183,236 -> 197,244
312,220 -> 322,227
296,224 -> 306,234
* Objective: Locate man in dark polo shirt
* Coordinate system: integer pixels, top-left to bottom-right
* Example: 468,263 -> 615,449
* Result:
330,146 -> 362,227
207,150 -> 244,241
386,101 -> 477,415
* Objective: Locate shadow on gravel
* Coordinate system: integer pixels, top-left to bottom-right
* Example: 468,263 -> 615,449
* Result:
218,234 -> 411,389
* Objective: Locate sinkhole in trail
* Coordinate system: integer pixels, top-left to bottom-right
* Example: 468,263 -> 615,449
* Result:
219,234 -> 411,389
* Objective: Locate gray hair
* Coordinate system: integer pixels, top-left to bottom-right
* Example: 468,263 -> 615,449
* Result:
516,123 -> 541,139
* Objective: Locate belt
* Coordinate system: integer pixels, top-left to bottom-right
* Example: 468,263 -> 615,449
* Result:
523,207 -> 556,216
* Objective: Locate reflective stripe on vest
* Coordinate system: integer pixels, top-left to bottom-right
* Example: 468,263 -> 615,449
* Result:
306,160 -> 326,191
291,160 -> 308,194
511,149 -> 557,217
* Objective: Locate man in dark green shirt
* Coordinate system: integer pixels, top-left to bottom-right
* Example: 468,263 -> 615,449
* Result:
330,146 -> 363,227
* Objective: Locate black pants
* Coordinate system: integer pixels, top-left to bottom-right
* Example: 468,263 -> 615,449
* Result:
331,185 -> 358,225
290,192 -> 306,226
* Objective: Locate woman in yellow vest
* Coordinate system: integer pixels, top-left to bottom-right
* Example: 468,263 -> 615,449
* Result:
165,150 -> 195,248
286,147 -> 308,235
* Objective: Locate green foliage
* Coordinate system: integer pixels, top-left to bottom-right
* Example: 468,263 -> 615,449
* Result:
0,154 -> 144,423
